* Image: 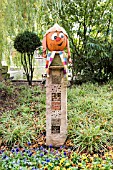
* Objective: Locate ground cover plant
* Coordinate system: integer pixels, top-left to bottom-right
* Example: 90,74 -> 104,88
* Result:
1,145 -> 113,170
0,81 -> 113,169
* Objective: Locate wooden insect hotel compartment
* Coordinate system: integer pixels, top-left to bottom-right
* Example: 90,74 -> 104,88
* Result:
46,54 -> 67,146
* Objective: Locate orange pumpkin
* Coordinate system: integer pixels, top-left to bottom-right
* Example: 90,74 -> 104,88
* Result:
46,31 -> 67,51
42,24 -> 71,59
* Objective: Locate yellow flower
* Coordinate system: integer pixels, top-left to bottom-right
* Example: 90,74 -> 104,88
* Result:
78,163 -> 82,167
104,152 -> 109,157
81,154 -> 88,162
61,158 -> 66,162
70,154 -> 73,159
65,162 -> 70,167
62,168 -> 66,170
93,154 -> 98,158
48,162 -> 52,167
82,154 -> 87,158
86,163 -> 92,168
101,160 -> 106,164
89,156 -> 94,162
109,150 -> 113,155
97,164 -> 102,168
53,166 -> 60,170
59,158 -> 66,166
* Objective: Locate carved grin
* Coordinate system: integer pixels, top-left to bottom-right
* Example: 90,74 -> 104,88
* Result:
58,41 -> 63,46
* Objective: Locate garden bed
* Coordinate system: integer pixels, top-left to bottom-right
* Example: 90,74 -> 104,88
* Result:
0,80 -> 113,169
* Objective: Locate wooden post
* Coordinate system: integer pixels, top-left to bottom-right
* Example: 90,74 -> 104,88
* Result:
46,54 -> 67,146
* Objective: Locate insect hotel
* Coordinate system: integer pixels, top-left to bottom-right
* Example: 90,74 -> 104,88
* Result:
42,24 -> 71,146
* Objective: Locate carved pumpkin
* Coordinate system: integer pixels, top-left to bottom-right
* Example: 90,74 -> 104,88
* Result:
46,31 -> 67,51
42,24 -> 72,77
42,23 -> 71,58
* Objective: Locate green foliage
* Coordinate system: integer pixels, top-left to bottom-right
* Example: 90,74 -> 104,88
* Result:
14,31 -> 41,85
67,81 -> 113,153
1,145 -> 113,169
18,84 -> 46,112
43,0 -> 113,83
14,31 -> 41,54
1,82 -> 113,169
1,112 -> 32,146
65,0 -> 113,83
0,111 -> 45,147
1,0 -> 44,68
0,85 -> 46,147
0,82 -> 13,97
1,0 -> 113,83
1,81 -> 113,154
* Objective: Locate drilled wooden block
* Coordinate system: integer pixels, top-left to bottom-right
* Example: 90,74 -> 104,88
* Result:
51,101 -> 61,110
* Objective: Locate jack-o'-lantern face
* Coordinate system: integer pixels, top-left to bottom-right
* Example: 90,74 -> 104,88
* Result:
46,31 -> 67,51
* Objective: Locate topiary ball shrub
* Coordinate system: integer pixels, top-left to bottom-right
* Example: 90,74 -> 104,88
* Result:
14,31 -> 41,54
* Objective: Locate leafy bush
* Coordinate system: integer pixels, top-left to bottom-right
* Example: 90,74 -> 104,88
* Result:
53,0 -> 113,84
14,31 -> 41,54
14,31 -> 41,85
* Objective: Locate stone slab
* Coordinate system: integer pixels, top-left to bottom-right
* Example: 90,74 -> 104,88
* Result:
46,55 -> 67,146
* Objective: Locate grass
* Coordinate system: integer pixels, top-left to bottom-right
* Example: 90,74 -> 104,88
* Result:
67,82 -> 113,153
0,84 -> 46,147
0,80 -> 113,169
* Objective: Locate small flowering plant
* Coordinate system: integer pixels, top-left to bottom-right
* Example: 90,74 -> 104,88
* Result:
1,144 -> 113,170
